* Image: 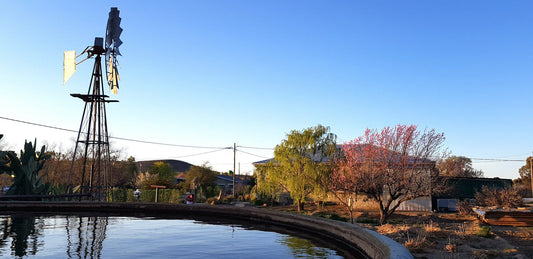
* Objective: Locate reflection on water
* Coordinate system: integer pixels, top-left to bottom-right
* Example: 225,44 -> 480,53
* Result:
0,216 -> 109,258
0,215 -> 344,258
280,236 -> 337,259
0,216 -> 44,257
65,217 -> 108,258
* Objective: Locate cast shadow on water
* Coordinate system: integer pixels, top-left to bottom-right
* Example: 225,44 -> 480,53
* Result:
0,215 -> 346,258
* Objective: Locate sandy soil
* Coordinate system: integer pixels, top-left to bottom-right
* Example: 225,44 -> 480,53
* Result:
268,204 -> 533,258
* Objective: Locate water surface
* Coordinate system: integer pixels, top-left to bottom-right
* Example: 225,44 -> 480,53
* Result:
0,215 -> 345,258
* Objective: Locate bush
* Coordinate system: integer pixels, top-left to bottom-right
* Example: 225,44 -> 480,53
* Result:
404,235 -> 427,252
476,226 -> 493,238
475,186 -> 523,208
108,187 -> 128,202
106,188 -> 185,203
457,200 -> 473,215
205,186 -> 221,198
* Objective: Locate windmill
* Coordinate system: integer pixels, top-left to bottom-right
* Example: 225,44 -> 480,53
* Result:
63,7 -> 123,201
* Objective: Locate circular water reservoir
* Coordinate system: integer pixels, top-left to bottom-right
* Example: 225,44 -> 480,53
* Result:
0,215 -> 357,258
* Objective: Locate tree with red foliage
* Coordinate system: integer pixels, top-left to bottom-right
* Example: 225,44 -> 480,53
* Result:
331,124 -> 446,224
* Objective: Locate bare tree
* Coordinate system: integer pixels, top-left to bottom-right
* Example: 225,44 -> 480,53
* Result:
331,124 -> 446,224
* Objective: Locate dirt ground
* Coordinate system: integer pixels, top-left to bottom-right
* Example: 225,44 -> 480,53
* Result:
268,203 -> 533,259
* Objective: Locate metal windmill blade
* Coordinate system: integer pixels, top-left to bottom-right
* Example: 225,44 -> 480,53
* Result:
105,7 -> 123,94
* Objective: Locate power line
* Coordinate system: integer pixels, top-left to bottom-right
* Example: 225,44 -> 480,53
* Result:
470,158 -> 523,162
110,136 -> 230,149
236,149 -> 270,159
1,115 -> 528,163
0,115 -> 228,149
237,145 -> 274,150
0,116 -> 78,134
170,148 -> 230,159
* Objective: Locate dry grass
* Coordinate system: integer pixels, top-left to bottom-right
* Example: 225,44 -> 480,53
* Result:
445,243 -> 457,253
424,221 -> 441,233
270,203 -> 533,258
376,223 -> 410,235
452,223 -> 468,239
404,233 -> 428,252
501,229 -> 533,240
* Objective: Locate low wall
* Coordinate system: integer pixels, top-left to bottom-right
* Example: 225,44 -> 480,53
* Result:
0,202 -> 412,259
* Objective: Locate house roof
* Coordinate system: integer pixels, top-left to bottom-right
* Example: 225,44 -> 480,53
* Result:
216,175 -> 250,184
253,144 -> 435,166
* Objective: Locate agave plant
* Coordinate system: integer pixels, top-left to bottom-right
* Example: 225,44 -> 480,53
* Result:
0,136 -> 52,196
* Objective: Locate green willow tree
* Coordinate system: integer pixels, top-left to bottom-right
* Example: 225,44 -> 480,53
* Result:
265,125 -> 337,212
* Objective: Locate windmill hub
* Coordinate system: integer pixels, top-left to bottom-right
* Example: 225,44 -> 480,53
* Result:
91,37 -> 105,55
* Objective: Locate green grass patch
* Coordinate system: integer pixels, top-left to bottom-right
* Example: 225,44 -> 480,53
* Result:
356,217 -> 379,225
476,226 -> 494,238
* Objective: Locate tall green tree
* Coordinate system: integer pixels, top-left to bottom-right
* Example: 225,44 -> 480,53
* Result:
516,156 -> 533,197
113,156 -> 138,188
147,162 -> 175,188
518,156 -> 532,184
184,163 -> 217,190
267,125 -> 337,212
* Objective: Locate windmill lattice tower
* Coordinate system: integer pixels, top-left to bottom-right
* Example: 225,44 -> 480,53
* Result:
64,8 -> 123,201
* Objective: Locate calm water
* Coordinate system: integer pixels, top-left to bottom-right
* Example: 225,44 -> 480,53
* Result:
0,215 -> 346,258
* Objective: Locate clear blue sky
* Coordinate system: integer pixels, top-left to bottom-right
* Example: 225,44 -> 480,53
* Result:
1,1 -> 532,178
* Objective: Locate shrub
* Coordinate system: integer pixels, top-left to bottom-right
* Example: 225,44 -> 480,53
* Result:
205,186 -> 222,198
501,187 -> 523,207
445,237 -> 458,253
457,200 -> 473,215
424,221 -> 441,233
476,226 -> 494,238
475,186 -> 523,208
108,188 -> 128,202
404,233 -> 428,252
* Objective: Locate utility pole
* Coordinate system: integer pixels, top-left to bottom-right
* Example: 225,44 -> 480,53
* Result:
233,143 -> 236,199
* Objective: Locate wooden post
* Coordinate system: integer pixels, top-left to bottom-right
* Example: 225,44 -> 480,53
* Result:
150,185 -> 166,203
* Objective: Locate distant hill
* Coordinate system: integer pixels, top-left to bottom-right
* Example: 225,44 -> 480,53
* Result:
137,159 -> 194,173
